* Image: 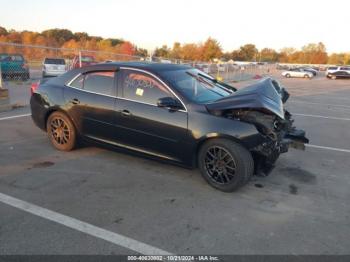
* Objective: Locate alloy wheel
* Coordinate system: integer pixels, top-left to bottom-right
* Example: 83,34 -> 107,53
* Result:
50,117 -> 71,145
204,146 -> 237,184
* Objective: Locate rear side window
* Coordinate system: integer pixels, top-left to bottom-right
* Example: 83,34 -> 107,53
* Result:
84,71 -> 115,96
340,67 -> 350,71
44,58 -> 65,65
70,75 -> 84,89
68,71 -> 115,96
328,67 -> 338,70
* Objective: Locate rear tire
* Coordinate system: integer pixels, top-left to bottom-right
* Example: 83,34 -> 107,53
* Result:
198,139 -> 254,192
285,74 -> 291,78
331,75 -> 337,80
304,74 -> 310,79
46,111 -> 76,151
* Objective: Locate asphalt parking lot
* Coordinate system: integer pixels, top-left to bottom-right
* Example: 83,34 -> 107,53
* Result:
0,72 -> 350,255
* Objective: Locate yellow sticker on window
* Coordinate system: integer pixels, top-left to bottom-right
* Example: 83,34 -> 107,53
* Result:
136,88 -> 144,96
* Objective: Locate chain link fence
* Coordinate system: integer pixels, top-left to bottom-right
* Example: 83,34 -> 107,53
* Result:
0,42 -> 276,84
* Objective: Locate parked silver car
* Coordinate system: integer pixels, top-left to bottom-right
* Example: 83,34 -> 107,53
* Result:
42,58 -> 66,77
281,68 -> 313,79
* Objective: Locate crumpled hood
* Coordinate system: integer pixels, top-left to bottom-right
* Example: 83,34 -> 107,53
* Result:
206,78 -> 286,119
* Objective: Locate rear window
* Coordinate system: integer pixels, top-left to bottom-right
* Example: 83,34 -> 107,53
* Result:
81,56 -> 94,62
44,58 -> 65,65
0,54 -> 8,61
10,55 -> 24,61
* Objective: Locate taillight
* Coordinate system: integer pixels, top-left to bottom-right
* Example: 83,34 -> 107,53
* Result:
31,81 -> 39,95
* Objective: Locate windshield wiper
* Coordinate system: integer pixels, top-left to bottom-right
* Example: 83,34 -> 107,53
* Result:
198,73 -> 237,92
187,72 -> 215,88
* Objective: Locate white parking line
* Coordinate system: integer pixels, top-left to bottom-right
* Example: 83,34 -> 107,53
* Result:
290,100 -> 350,109
293,113 -> 350,121
0,192 -> 172,255
0,113 -> 31,121
307,144 -> 350,153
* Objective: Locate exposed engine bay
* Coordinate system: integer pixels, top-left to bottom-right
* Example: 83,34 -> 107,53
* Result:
206,77 -> 309,176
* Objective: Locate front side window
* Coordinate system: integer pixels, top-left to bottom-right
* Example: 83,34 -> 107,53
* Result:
122,70 -> 172,105
69,71 -> 115,96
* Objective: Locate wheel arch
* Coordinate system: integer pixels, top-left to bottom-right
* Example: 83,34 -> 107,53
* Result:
44,107 -> 78,133
194,133 -> 250,167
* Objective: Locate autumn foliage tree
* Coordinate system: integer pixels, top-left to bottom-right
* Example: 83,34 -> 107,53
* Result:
0,26 -> 138,61
0,26 -> 349,65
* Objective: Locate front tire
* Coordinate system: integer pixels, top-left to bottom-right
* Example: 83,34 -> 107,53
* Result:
46,111 -> 76,151
331,75 -> 337,80
198,139 -> 254,192
285,74 -> 291,78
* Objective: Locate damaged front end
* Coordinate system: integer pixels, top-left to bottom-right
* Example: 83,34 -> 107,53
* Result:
206,77 -> 309,176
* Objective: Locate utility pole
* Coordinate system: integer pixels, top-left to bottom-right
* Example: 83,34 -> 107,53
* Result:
79,50 -> 82,68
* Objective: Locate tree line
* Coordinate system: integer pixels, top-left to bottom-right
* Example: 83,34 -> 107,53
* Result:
0,26 -> 349,65
0,26 -> 148,60
156,41 -> 350,65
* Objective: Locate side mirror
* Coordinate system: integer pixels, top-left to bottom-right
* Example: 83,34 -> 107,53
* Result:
157,97 -> 182,110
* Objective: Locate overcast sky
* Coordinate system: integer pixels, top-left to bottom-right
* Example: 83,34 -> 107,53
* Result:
0,0 -> 348,53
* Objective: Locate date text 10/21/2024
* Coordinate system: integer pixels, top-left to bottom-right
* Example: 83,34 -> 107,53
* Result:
127,255 -> 220,261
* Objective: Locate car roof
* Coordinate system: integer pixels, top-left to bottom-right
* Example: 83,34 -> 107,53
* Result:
48,62 -> 194,86
95,61 -> 192,73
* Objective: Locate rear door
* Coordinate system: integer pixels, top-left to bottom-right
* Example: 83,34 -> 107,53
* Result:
114,68 -> 188,161
64,69 -> 118,141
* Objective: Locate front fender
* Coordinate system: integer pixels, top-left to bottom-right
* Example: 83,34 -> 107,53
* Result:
189,112 -> 264,150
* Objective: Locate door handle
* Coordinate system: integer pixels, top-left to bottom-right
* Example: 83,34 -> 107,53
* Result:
121,110 -> 131,117
71,98 -> 80,105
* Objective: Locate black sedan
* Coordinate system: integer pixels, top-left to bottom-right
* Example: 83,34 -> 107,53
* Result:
30,62 -> 308,192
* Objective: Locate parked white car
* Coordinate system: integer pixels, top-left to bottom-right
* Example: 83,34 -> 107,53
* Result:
325,66 -> 339,77
217,64 -> 226,72
42,58 -> 66,77
281,68 -> 313,79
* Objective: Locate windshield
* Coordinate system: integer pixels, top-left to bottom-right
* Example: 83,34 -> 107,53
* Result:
161,69 -> 232,103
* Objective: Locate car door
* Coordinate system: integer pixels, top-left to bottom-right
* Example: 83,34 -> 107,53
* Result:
293,69 -> 301,77
64,69 -> 118,141
114,68 -> 188,161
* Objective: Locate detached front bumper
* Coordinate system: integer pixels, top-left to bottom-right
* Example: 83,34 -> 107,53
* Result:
253,128 -> 309,157
252,127 -> 309,176
282,129 -> 309,152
